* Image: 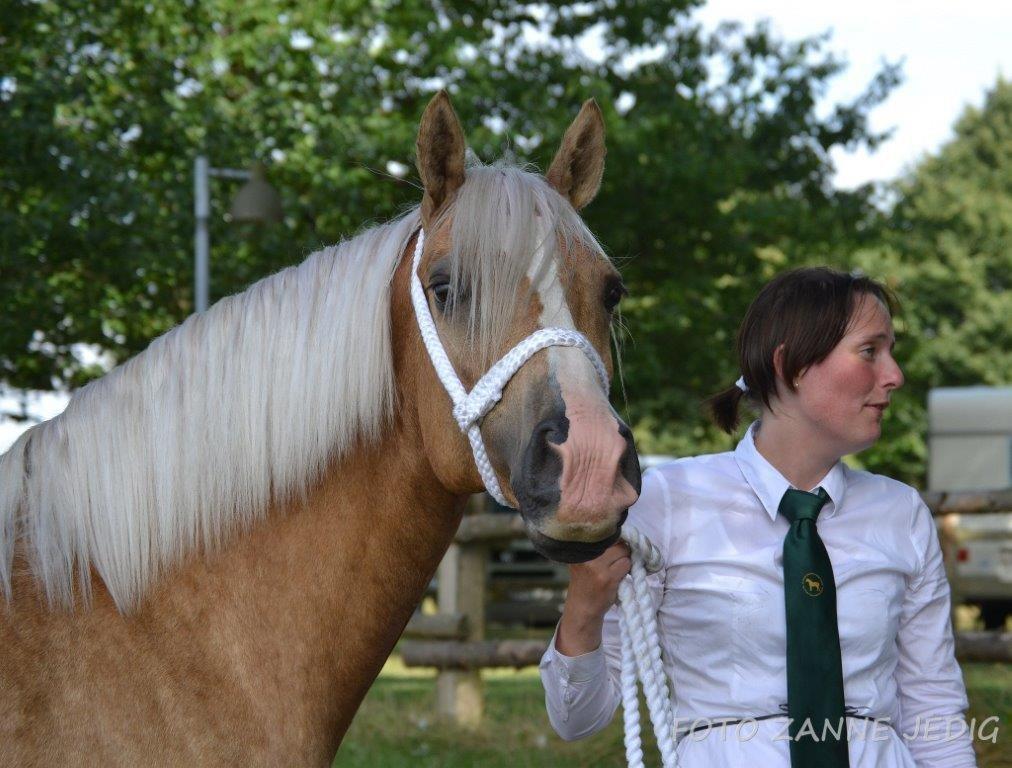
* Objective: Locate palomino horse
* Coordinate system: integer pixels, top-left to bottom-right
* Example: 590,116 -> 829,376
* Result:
0,92 -> 640,766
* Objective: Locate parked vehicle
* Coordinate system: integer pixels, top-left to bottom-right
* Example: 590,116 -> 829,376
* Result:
929,386 -> 1012,629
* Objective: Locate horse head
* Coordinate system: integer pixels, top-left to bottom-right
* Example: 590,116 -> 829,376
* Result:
403,91 -> 640,564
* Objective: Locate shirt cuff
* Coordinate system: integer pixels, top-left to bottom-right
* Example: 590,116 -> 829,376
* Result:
546,627 -> 608,683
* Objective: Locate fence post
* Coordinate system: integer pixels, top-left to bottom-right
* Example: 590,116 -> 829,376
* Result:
436,495 -> 487,726
938,511 -> 962,628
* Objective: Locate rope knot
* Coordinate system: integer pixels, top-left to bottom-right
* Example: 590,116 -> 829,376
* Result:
621,525 -> 663,573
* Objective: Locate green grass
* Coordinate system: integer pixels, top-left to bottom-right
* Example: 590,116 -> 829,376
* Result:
965,663 -> 1012,767
334,657 -> 1012,767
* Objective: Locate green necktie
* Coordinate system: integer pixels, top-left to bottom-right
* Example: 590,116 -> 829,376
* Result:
780,487 -> 849,768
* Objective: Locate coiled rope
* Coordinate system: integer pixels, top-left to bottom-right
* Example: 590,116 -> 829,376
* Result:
618,527 -> 678,768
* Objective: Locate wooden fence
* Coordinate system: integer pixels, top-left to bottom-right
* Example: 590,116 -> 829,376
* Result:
400,489 -> 1012,726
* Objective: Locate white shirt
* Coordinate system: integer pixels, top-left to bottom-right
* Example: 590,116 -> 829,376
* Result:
540,421 -> 977,767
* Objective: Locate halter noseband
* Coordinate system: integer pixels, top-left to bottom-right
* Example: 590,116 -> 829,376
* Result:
409,227 -> 610,507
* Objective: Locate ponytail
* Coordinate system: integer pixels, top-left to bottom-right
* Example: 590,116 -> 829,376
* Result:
705,383 -> 747,435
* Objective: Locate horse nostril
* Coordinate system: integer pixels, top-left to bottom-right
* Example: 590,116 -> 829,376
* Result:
617,422 -> 641,494
538,415 -> 570,447
515,416 -> 568,511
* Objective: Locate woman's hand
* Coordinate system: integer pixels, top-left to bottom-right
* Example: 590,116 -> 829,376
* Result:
555,542 -> 631,657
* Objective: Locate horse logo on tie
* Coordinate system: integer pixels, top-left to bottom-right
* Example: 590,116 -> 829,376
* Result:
802,573 -> 824,596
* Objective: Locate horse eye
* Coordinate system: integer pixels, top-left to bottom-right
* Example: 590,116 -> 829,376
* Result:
604,280 -> 627,313
430,281 -> 452,312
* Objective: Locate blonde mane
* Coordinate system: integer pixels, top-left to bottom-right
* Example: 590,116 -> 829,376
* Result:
0,161 -> 606,612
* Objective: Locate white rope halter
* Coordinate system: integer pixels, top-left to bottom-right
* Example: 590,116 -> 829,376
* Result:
410,226 -> 678,766
409,227 -> 609,507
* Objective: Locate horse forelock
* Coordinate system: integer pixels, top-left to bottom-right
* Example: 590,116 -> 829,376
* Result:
440,160 -> 609,367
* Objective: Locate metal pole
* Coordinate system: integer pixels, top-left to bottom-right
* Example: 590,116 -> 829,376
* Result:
194,155 -> 210,314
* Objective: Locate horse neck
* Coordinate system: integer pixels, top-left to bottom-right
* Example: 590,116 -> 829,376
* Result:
128,233 -> 466,761
139,426 -> 465,761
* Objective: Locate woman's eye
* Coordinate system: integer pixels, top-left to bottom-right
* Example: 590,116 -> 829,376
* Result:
860,347 -> 875,358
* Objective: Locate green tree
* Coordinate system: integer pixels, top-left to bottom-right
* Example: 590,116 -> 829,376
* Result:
1,0 -> 896,457
853,78 -> 1012,483
597,22 -> 898,459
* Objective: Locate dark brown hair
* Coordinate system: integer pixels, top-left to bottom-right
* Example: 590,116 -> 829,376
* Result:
706,267 -> 898,434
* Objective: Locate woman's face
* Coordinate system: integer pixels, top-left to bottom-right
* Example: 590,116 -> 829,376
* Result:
789,295 -> 905,456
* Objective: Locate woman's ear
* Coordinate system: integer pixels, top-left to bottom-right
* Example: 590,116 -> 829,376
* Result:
773,346 -> 797,392
774,344 -> 805,391
772,344 -> 791,390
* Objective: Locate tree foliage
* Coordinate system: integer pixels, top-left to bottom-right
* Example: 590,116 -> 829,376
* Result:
2,1 -> 906,463
854,79 -> 1012,483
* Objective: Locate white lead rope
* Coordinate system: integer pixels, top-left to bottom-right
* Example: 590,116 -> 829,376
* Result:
410,226 -> 677,766
619,527 -> 679,768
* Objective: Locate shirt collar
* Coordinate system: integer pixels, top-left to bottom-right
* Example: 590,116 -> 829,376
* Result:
733,421 -> 848,522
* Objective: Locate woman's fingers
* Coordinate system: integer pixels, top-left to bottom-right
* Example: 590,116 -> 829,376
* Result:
567,544 -> 632,608
572,544 -> 628,583
555,540 -> 639,654
601,543 -> 632,582
596,542 -> 630,570
608,554 -> 632,579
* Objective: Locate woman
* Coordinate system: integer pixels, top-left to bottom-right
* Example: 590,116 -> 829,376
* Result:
539,267 -> 977,767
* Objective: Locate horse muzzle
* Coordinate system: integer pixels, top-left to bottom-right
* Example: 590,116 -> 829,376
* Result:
523,509 -> 630,563
512,411 -> 641,563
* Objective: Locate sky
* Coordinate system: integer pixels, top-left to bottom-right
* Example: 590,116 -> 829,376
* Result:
694,0 -> 1011,188
1,0 -> 1010,452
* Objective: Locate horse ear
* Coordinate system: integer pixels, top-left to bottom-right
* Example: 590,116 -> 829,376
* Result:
546,99 -> 606,210
416,90 -> 467,224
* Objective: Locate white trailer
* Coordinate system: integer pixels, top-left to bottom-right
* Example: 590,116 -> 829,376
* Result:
929,386 -> 1012,628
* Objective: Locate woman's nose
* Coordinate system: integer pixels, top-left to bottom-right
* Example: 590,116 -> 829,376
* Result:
883,354 -> 905,390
